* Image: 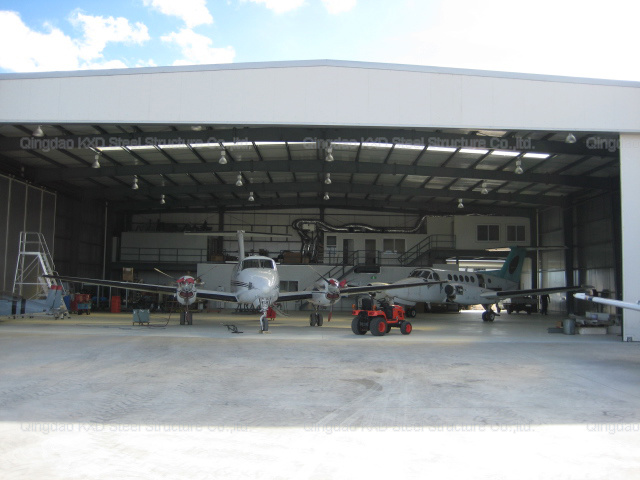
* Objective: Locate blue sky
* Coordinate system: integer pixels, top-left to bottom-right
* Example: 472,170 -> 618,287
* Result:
1,0 -> 638,80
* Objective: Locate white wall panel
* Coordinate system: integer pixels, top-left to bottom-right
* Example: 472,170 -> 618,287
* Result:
2,61 -> 639,131
620,133 -> 640,341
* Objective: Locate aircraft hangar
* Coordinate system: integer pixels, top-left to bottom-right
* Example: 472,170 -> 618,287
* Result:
0,59 -> 639,337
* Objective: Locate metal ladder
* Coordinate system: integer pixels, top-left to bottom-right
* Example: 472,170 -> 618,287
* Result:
12,231 -> 65,299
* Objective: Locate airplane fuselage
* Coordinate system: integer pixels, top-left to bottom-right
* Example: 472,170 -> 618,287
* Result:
390,268 -> 518,307
231,256 -> 280,307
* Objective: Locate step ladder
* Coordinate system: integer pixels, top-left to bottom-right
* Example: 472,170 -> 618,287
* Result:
12,231 -> 65,299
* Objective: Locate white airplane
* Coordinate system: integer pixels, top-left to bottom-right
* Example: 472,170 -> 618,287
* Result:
381,247 -> 587,321
574,293 -> 640,312
45,231 -> 433,333
1,285 -> 68,319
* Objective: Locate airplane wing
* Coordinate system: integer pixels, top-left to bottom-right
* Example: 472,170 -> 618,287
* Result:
574,293 -> 640,312
480,285 -> 589,301
43,274 -> 177,295
196,290 -> 238,302
276,281 -> 442,302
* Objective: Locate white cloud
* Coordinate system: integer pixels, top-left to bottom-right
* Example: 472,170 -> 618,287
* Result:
70,12 -> 149,62
321,0 -> 356,14
375,0 -> 640,81
0,10 -> 150,72
162,28 -> 235,65
143,0 -> 213,27
244,0 -> 306,14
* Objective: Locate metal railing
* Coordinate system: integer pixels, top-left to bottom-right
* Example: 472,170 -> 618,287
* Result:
397,234 -> 456,266
120,247 -> 208,263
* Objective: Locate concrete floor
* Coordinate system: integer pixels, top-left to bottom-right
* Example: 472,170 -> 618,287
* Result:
1,309 -> 640,479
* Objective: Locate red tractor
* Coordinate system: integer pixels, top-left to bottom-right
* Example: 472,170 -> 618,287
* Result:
351,298 -> 413,336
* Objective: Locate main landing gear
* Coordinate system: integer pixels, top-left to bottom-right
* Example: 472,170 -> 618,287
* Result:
309,311 -> 324,327
481,305 -> 497,322
179,311 -> 193,325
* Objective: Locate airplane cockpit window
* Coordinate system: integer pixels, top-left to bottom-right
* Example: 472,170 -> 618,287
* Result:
243,259 -> 275,269
409,270 -> 423,278
433,272 -> 440,281
260,259 -> 275,269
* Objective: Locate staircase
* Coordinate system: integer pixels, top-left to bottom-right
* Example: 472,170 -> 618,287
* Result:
397,234 -> 456,266
13,231 -> 65,299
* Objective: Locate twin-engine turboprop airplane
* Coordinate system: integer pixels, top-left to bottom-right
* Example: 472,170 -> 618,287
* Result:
45,231 -> 433,333
384,247 -> 587,321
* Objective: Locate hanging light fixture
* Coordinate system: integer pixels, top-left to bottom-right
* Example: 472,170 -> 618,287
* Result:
481,181 -> 488,195
92,152 -> 101,169
160,194 -> 166,205
132,175 -> 139,190
565,133 -> 577,144
515,159 -> 524,174
325,146 -> 334,162
324,173 -> 332,185
219,150 -> 227,165
32,125 -> 44,137
248,192 -> 255,202
457,198 -> 464,209
235,173 -> 243,187
323,192 -> 330,201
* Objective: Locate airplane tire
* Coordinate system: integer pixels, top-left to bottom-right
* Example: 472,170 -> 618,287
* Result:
407,308 -> 417,318
317,313 -> 323,327
400,321 -> 412,335
309,314 -> 316,327
180,312 -> 185,325
370,318 -> 387,336
485,311 -> 495,322
351,317 -> 367,335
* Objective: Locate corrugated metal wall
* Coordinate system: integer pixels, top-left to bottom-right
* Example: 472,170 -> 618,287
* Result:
0,173 -> 56,293
539,192 -> 620,314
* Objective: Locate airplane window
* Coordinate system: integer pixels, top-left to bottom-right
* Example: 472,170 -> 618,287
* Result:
433,272 -> 440,281
260,259 -> 274,269
409,270 -> 421,278
471,277 -> 475,283
465,275 -> 469,282
454,275 -> 458,281
243,259 -> 260,269
448,274 -> 452,280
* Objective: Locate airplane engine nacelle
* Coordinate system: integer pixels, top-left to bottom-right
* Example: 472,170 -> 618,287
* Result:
444,284 -> 463,301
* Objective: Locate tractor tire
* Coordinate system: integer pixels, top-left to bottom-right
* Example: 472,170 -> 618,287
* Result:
351,317 -> 367,335
400,321 -> 413,335
370,318 -> 387,336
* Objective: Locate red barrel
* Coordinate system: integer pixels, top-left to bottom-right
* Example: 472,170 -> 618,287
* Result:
111,296 -> 121,313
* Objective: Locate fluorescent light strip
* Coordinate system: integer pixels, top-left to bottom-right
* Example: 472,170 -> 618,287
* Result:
491,150 -> 521,157
523,153 -> 551,159
459,148 -> 489,155
427,146 -> 457,153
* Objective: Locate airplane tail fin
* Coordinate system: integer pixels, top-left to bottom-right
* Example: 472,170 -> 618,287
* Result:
488,247 -> 527,284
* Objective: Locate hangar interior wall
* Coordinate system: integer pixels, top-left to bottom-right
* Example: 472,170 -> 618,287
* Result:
0,173 -> 56,294
539,193 -> 619,315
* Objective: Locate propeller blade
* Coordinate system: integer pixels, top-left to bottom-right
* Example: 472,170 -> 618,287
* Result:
154,268 -> 176,282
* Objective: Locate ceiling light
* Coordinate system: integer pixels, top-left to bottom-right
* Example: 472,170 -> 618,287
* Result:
457,198 -> 464,209
248,192 -> 255,202
325,146 -> 334,162
523,153 -> 550,159
324,173 -> 332,185
219,150 -> 227,165
92,153 -> 101,169
132,175 -> 139,190
459,148 -> 489,155
491,150 -> 520,157
191,125 -> 204,131
515,159 -> 524,174
427,146 -> 457,153
565,133 -> 577,144
235,173 -> 243,187
32,125 -> 44,137
481,182 -> 488,195
323,192 -> 330,201
160,194 -> 166,205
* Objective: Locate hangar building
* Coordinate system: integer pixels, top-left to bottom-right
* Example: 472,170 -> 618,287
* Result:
0,60 -> 639,337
